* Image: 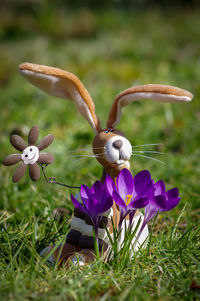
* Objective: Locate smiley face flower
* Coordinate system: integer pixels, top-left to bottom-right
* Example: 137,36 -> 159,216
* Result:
3,126 -> 54,182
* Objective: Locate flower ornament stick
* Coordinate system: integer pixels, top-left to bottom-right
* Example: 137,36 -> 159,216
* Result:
3,126 -> 54,182
40,163 -> 81,189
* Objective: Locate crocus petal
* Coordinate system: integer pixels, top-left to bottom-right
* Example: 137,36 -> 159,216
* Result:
129,196 -> 149,209
143,195 -> 165,223
80,184 -> 90,200
90,184 -> 95,194
104,174 -> 115,196
80,185 -> 91,208
98,195 -> 113,215
3,154 -> 21,166
12,163 -> 27,182
116,168 -> 133,200
37,134 -> 54,151
129,209 -> 137,228
153,195 -> 168,210
87,195 -> 99,216
144,204 -> 158,223
81,184 -> 99,212
133,170 -> 153,196
28,126 -> 39,145
163,188 -> 181,211
91,181 -> 105,202
100,189 -> 112,204
113,191 -> 126,209
164,197 -> 181,211
153,188 -> 180,212
10,135 -> 27,151
71,194 -> 88,215
166,188 -> 179,200
29,163 -> 40,181
154,180 -> 166,196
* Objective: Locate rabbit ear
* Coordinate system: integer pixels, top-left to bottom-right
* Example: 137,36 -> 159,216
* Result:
19,63 -> 101,133
107,84 -> 193,128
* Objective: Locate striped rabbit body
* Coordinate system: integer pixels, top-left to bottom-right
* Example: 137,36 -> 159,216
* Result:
66,195 -> 113,252
67,207 -> 149,253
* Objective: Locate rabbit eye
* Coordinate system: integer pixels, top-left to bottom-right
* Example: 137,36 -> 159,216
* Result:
25,155 -> 28,158
30,148 -> 32,151
105,129 -> 114,134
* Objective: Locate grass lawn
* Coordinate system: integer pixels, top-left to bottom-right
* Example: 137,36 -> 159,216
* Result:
0,6 -> 200,301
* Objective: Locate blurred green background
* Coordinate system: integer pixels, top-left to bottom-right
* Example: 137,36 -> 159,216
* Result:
1,0 -> 200,209
0,1 -> 200,300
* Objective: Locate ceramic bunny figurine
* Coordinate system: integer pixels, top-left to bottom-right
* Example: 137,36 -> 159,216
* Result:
19,63 -> 193,267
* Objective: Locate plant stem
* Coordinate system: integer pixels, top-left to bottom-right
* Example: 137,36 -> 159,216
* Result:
94,228 -> 100,260
117,229 -> 122,252
132,222 -> 146,249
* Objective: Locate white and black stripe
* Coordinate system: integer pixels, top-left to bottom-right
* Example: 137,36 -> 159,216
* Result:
66,206 -> 113,252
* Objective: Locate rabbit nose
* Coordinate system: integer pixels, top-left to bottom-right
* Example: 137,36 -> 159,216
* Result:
113,140 -> 123,150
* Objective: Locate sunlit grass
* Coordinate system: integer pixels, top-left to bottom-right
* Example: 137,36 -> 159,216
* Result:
0,7 -> 199,300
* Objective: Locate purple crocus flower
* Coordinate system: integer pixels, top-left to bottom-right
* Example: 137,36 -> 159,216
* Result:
134,179 -> 181,246
105,169 -> 154,229
144,180 -> 181,223
71,180 -> 113,238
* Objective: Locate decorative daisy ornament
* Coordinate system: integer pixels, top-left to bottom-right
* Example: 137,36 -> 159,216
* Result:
3,125 -> 54,182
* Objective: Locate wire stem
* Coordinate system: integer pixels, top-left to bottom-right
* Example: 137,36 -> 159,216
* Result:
40,163 -> 81,189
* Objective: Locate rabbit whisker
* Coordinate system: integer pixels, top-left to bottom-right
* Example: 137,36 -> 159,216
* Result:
66,152 -> 106,159
92,146 -> 106,150
132,153 -> 166,165
66,154 -> 99,158
65,149 -> 92,154
131,143 -> 163,148
132,150 -> 165,155
77,146 -> 105,151
65,146 -> 105,154
72,157 -> 91,163
95,153 -> 106,158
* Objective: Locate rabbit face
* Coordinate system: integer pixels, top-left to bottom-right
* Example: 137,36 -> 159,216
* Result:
92,129 -> 132,173
21,146 -> 39,165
